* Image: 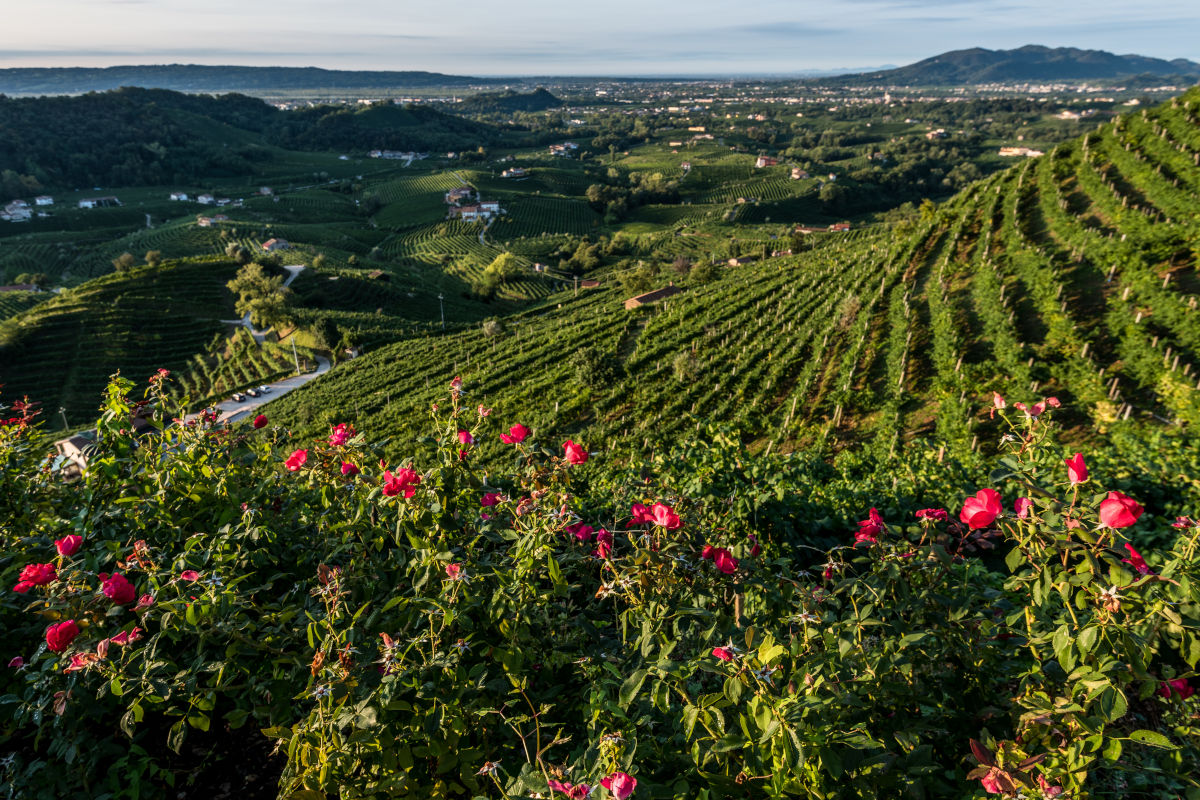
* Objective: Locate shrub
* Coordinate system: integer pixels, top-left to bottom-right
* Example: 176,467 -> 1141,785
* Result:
1,379 -> 1197,799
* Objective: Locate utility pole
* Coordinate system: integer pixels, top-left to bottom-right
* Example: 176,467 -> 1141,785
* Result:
58,407 -> 68,431
291,337 -> 300,374
574,276 -> 578,297
438,293 -> 445,330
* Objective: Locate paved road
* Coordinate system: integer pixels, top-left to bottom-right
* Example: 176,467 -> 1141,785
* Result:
185,355 -> 332,426
219,265 -> 306,344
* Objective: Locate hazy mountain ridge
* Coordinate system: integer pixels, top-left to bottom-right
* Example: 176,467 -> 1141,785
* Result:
0,65 -> 506,95
816,45 -> 1200,86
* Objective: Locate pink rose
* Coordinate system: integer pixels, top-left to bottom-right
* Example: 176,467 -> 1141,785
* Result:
1158,678 -> 1194,700
328,423 -> 353,447
915,508 -> 948,522
445,563 -> 462,580
481,492 -> 502,507
109,627 -> 144,646
179,570 -> 200,582
341,462 -> 359,477
712,647 -> 734,662
457,429 -> 474,446
1014,497 -> 1032,519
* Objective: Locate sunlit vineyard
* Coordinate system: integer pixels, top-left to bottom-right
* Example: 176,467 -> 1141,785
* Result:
271,89 -> 1200,463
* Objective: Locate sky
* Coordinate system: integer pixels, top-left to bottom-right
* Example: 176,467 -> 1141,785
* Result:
2,0 -> 1199,76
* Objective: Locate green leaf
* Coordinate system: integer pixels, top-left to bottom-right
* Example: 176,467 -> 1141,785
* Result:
1077,626 -> 1099,659
1098,687 -> 1127,721
1128,730 -> 1177,749
710,733 -> 744,753
619,668 -> 649,710
723,675 -> 744,704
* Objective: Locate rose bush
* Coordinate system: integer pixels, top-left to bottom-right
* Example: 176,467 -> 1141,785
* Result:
1,378 -> 1197,799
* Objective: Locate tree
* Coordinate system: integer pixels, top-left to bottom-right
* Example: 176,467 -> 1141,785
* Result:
13,272 -> 49,290
484,252 -> 522,284
312,254 -> 327,270
112,252 -> 136,273
689,261 -> 719,284
670,256 -> 692,276
145,250 -> 163,268
226,263 -> 292,329
225,242 -> 251,265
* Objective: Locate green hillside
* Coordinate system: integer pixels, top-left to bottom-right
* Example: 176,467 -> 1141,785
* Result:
269,89 -> 1200,460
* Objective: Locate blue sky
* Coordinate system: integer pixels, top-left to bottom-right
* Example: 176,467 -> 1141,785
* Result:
3,0 -> 1199,75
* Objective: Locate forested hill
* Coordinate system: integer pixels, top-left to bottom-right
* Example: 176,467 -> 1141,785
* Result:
270,87 -> 1200,466
819,45 -> 1200,86
0,65 -> 504,95
450,88 -> 565,114
0,88 -> 509,191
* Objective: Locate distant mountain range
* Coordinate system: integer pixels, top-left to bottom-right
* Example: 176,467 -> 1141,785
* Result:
818,45 -> 1200,86
1,46 -> 1198,96
0,65 -> 506,95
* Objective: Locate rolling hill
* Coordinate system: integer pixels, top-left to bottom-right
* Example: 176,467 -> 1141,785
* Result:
267,87 -> 1200,464
820,45 -> 1200,86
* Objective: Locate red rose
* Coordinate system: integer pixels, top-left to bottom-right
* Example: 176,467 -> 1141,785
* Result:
14,562 -> 57,593
960,489 -> 1003,530
46,620 -> 80,653
55,535 -> 83,557
1099,491 -> 1143,529
102,572 -> 137,605
712,647 -> 734,662
253,414 -> 268,429
1065,452 -> 1088,485
499,423 -> 529,444
284,449 -> 308,471
712,548 -> 738,575
562,440 -> 588,465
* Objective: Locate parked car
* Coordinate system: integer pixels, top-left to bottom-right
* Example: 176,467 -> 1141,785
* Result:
231,392 -> 245,402
246,388 -> 260,398
258,385 -> 272,394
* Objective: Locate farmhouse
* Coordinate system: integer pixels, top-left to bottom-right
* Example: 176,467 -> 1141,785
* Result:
197,194 -> 215,205
624,284 -> 684,310
687,126 -> 706,132
259,186 -> 273,195
755,156 -> 778,168
0,283 -> 38,293
549,142 -> 580,157
925,129 -> 948,140
727,256 -> 757,267
501,168 -> 528,178
262,238 -> 290,252
34,196 -> 53,206
579,279 -> 601,289
480,200 -> 501,214
668,141 -> 684,147
445,187 -> 473,203
169,192 -> 189,201
1,201 -> 32,221
828,222 -> 852,232
791,168 -> 810,180
78,196 -> 120,209
196,214 -> 229,227
998,146 -> 1044,157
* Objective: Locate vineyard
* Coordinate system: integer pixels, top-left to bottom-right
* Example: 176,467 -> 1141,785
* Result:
0,259 -> 239,423
269,89 -> 1200,467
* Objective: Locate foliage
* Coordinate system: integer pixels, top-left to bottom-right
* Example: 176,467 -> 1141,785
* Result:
2,377 -> 1198,800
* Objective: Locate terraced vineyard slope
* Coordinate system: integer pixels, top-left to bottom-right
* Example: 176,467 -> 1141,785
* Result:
270,90 -> 1200,460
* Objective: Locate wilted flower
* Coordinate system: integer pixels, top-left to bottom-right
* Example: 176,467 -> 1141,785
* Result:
445,563 -> 464,581
477,761 -> 500,776
1098,585 -> 1122,613
915,508 -> 948,522
180,570 -> 201,582
328,423 -> 353,447
108,627 -> 144,646
1014,497 -> 1033,519
1121,543 -> 1153,576
8,656 -> 25,669
547,779 -> 593,799
134,594 -> 155,611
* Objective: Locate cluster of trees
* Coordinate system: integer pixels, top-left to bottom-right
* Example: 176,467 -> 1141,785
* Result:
585,169 -> 680,223
0,89 -> 516,194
